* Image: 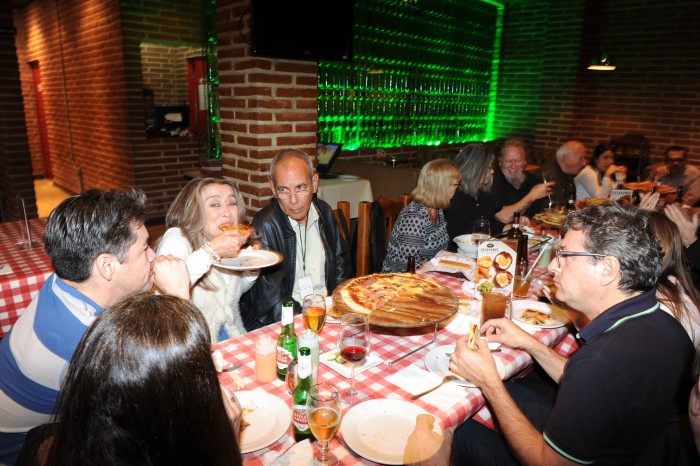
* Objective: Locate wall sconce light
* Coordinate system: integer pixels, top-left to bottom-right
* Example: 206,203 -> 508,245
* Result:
587,52 -> 616,71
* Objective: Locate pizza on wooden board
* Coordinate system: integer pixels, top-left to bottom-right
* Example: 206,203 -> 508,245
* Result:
333,273 -> 458,326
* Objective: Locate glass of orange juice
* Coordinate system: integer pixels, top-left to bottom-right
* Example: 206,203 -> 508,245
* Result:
302,294 -> 327,333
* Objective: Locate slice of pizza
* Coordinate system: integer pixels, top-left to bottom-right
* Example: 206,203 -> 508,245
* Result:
467,323 -> 480,350
519,309 -> 550,326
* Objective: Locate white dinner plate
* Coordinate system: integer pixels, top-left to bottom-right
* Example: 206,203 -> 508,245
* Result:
337,174 -> 360,181
424,344 -> 506,388
511,300 -> 570,329
216,249 -> 282,271
340,398 -> 442,465
236,390 -> 291,453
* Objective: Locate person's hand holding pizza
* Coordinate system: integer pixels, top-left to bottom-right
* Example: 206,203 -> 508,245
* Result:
210,224 -> 252,258
480,317 -> 536,351
449,335 -> 500,389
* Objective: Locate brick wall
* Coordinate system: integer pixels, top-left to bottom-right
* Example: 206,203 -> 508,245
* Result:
0,5 -> 36,221
494,0 -> 700,165
140,42 -> 199,104
14,0 -> 134,195
217,0 -> 318,215
121,0 -> 211,221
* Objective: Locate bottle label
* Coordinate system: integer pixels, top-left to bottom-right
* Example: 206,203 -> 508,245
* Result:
297,354 -> 312,379
292,404 -> 310,432
277,347 -> 292,370
281,304 -> 293,326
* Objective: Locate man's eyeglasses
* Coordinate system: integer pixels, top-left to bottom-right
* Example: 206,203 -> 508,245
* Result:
502,159 -> 525,167
555,250 -> 607,268
275,185 -> 311,200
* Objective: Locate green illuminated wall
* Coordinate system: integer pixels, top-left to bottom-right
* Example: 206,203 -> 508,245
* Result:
318,0 -> 503,150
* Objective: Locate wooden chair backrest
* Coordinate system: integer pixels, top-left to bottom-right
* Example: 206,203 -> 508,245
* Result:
356,194 -> 410,276
333,201 -> 351,244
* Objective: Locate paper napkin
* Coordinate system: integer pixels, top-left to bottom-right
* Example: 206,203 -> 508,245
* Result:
386,364 -> 468,410
320,349 -> 382,378
0,263 -> 12,276
262,438 -> 312,466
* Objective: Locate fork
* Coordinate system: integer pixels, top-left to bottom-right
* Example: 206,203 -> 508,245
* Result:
410,374 -> 460,400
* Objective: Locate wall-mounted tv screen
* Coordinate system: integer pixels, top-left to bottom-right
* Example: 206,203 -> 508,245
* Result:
250,0 -> 354,61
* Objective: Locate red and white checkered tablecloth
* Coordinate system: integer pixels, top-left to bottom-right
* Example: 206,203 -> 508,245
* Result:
0,219 -> 53,337
213,253 -> 577,465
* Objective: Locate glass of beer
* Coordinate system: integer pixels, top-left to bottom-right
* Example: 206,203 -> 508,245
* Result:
481,291 -> 508,325
302,294 -> 327,333
307,383 -> 341,465
513,261 -> 532,298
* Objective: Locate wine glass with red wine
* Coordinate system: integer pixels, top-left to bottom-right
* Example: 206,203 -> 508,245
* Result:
337,313 -> 370,405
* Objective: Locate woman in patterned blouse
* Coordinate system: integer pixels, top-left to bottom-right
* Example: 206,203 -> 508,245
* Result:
382,159 -> 461,273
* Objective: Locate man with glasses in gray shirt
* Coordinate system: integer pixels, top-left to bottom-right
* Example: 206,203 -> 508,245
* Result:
241,149 -> 352,330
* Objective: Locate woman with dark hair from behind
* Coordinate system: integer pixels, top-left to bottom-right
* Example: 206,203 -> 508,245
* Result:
18,294 -> 242,466
650,211 -> 700,346
445,143 -> 503,240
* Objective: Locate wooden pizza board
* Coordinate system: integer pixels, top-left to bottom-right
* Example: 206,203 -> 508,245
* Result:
331,274 -> 459,328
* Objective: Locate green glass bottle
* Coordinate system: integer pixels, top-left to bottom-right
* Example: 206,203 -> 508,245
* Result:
292,347 -> 315,443
276,298 -> 297,381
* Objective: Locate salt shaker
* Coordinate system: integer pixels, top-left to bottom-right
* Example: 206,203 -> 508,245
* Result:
298,329 -> 319,383
254,334 -> 277,383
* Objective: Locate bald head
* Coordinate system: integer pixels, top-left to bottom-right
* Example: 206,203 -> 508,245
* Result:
556,141 -> 588,175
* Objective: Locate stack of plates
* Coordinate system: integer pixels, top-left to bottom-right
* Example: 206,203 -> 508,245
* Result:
453,234 -> 478,258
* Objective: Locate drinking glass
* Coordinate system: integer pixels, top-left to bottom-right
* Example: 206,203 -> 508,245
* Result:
472,217 -> 491,246
307,383 -> 341,465
481,291 -> 509,325
302,294 -> 327,333
513,261 -> 532,298
337,314 -> 370,405
541,170 -> 554,211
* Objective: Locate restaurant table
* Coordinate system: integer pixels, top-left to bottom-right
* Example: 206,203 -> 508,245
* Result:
0,218 -> 52,337
317,177 -> 373,218
214,253 -> 578,465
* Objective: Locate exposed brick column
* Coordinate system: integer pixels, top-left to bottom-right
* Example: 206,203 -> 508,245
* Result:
217,0 -> 318,218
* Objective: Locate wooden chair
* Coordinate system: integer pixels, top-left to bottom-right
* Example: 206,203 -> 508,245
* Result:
355,194 -> 410,276
333,201 -> 351,245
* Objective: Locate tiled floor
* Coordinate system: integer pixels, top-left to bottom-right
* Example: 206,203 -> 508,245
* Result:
34,178 -> 72,218
33,179 -> 166,247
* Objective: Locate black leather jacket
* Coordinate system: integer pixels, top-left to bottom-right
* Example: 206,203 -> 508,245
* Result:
240,198 -> 352,330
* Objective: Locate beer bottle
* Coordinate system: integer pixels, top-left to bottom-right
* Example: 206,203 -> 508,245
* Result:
564,190 -> 576,214
518,234 -> 529,269
292,347 -> 315,442
676,186 -> 684,205
406,255 -> 416,274
277,298 -> 297,381
506,211 -> 523,241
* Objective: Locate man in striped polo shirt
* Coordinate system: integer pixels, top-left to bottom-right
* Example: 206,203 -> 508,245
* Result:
0,189 -> 189,465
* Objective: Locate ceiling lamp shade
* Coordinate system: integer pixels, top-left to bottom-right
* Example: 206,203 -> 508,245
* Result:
587,52 -> 616,71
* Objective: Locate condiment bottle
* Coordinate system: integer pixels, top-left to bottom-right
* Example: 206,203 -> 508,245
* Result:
292,347 -> 315,442
255,334 -> 277,383
276,298 -> 297,381
299,329 -> 320,384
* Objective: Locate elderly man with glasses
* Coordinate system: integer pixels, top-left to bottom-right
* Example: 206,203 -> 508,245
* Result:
489,138 -> 555,219
450,202 -> 694,465
647,145 -> 700,206
240,149 -> 352,330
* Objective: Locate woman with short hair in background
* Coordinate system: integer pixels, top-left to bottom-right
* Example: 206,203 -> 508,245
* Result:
382,159 -> 461,273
